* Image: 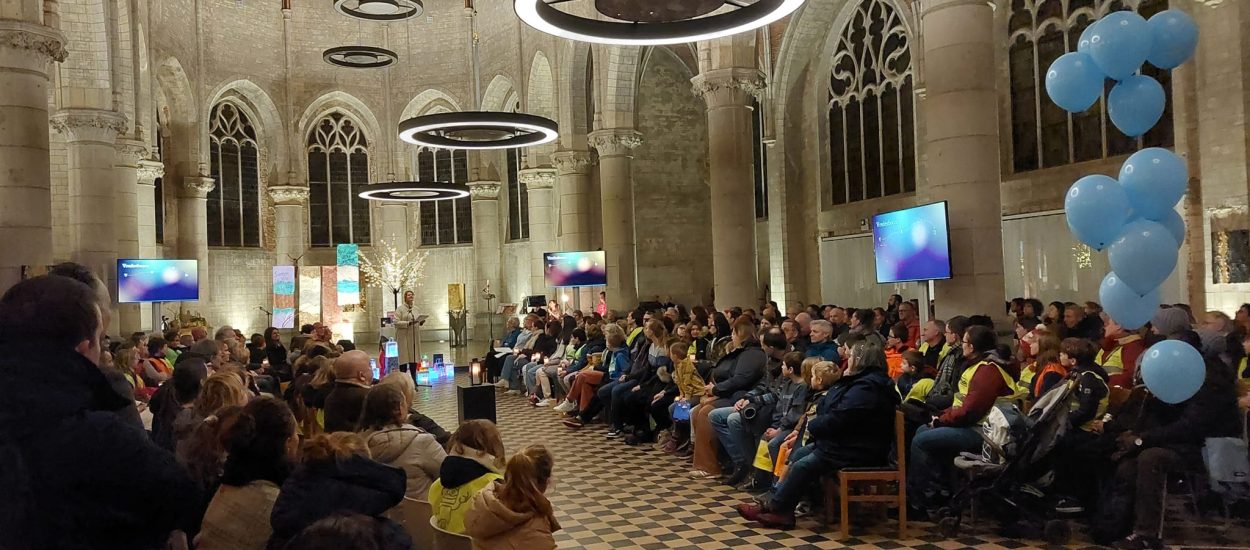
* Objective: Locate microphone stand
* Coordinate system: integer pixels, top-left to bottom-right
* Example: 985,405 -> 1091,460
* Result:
257,306 -> 272,328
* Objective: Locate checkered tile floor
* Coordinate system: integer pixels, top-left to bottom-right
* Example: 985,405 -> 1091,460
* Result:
407,349 -> 1246,550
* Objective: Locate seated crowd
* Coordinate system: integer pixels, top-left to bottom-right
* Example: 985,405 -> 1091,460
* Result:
488,295 -> 1250,550
3,262 -> 1248,550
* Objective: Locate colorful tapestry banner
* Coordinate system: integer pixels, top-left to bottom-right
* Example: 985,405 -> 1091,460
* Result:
272,266 -> 295,329
321,265 -> 342,328
337,244 -> 360,305
299,266 -> 321,326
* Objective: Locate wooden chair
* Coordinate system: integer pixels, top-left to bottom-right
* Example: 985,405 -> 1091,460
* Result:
823,409 -> 907,538
429,516 -> 474,550
386,497 -> 434,549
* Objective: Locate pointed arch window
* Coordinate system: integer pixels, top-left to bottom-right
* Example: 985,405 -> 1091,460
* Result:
307,112 -> 371,247
208,102 -> 262,247
1008,0 -> 1172,173
827,0 -> 915,206
415,147 -> 473,246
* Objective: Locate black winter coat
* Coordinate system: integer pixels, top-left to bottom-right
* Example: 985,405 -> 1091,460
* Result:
0,343 -> 197,550
807,366 -> 901,466
268,453 -> 407,549
711,341 -> 767,401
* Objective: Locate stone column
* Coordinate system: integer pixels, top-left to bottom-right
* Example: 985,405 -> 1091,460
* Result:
693,68 -> 764,310
0,21 -> 65,293
114,139 -> 147,334
920,0 -> 1005,320
520,167 -> 557,300
268,185 -> 310,267
51,109 -> 128,297
468,180 -> 502,332
179,174 -> 215,298
589,129 -> 642,310
136,159 -> 164,258
551,150 -> 596,252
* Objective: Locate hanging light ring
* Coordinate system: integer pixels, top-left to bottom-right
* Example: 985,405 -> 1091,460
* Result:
398,111 -> 560,150
323,46 -> 399,69
514,0 -> 806,46
333,0 -> 423,21
358,181 -> 471,202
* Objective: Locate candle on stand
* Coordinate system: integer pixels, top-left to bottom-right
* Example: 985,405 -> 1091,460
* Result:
470,360 -> 483,385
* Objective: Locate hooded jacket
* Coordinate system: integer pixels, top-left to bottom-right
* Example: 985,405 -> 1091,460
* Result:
363,424 -> 447,499
710,341 -> 767,401
464,481 -> 560,550
806,366 -> 900,465
0,344 -> 196,550
268,453 -> 407,549
429,448 -> 504,534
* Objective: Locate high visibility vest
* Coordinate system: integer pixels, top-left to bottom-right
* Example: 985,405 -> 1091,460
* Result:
1073,371 -> 1110,432
1031,362 -> 1068,398
1098,334 -> 1140,376
952,360 -> 1021,423
918,341 -> 951,364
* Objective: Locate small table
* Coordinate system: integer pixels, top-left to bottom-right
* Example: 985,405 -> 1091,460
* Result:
457,383 -> 496,425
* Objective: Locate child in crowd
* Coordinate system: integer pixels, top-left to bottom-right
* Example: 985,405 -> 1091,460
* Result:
429,420 -> 506,534
896,350 -> 926,399
750,352 -> 813,490
656,341 -> 705,453
1026,333 -> 1066,400
776,361 -> 841,472
465,445 -> 560,550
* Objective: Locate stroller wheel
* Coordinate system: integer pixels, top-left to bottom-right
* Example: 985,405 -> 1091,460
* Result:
938,517 -> 961,538
1043,519 -> 1071,545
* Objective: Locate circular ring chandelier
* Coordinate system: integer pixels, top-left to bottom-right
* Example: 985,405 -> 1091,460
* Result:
333,0 -> 423,21
514,0 -> 806,46
358,181 -> 471,202
323,46 -> 399,69
398,111 -> 560,151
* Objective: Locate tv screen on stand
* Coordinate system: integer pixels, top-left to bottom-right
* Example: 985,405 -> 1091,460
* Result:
871,202 -> 953,284
543,251 -> 607,288
117,259 -> 200,303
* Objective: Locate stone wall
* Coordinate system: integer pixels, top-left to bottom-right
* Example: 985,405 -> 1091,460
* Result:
632,49 -> 713,306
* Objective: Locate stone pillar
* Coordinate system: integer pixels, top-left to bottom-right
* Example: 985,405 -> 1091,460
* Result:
179,174 -> 215,299
589,129 -> 642,310
268,185 -> 310,268
115,139 -> 147,334
468,180 -> 502,332
693,68 -> 764,310
551,150 -> 596,252
520,167 -> 557,301
51,109 -> 128,300
136,159 -> 164,258
0,21 -> 65,293
920,0 -> 1005,320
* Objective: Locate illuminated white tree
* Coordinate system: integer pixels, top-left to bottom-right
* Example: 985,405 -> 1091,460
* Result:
360,242 -> 429,311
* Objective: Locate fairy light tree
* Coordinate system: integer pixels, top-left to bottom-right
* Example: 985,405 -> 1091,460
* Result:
359,242 -> 429,312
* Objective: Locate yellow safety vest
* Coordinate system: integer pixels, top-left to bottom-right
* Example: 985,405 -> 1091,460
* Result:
1098,334 -> 1140,377
1073,372 -> 1110,432
918,341 -> 951,365
626,327 -> 644,346
952,360 -> 1022,423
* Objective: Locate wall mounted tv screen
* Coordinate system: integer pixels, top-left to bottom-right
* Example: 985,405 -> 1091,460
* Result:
117,259 -> 199,303
544,251 -> 607,288
871,201 -> 953,284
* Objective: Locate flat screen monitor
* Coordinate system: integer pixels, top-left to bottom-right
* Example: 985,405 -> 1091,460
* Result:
543,251 -> 607,288
117,259 -> 199,303
870,202 -> 953,283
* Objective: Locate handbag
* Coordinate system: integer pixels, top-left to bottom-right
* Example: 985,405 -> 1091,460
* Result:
672,400 -> 692,422
1202,436 -> 1250,498
752,440 -> 774,472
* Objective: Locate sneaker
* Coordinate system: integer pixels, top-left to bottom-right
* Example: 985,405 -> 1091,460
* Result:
1113,534 -> 1164,550
1054,497 -> 1084,514
536,398 -> 554,407
605,429 -> 623,439
505,389 -> 520,396
528,395 -> 539,405
493,380 -> 508,389
561,418 -> 583,429
794,501 -> 813,518
554,400 -> 576,413
623,434 -> 641,446
723,468 -> 749,488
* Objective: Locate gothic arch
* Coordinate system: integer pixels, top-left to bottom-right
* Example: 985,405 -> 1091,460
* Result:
558,40 -> 594,146
399,89 -> 463,120
480,75 -> 518,113
207,79 -> 286,179
526,51 -> 556,120
601,45 -> 643,128
153,55 -> 201,175
296,91 -> 382,179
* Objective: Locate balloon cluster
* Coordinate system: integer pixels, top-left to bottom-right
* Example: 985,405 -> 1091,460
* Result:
1048,10 -> 1203,404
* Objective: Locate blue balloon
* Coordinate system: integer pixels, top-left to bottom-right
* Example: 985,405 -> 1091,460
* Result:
1046,52 -> 1106,112
1108,219 -> 1179,296
1077,23 -> 1097,53
1147,9 -> 1198,70
1157,208 -> 1186,245
1119,147 -> 1188,220
1065,174 -> 1132,251
1140,339 -> 1205,404
1099,271 -> 1160,329
1108,75 -> 1165,137
1088,11 -> 1153,80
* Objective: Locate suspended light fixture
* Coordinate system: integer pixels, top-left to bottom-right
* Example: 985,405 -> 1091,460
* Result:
514,0 -> 806,46
357,181 -> 471,202
334,0 -> 423,21
397,0 -> 559,150
323,46 -> 399,69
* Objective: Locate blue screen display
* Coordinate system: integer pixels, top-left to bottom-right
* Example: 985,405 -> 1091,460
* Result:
544,251 -> 607,288
117,259 -> 199,303
871,202 -> 952,283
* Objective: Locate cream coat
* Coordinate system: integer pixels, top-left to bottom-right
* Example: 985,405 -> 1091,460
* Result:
363,424 -> 446,499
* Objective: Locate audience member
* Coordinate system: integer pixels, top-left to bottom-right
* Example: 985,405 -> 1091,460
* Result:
1099,313 -> 1145,387
898,301 -> 921,345
917,319 -> 950,372
323,350 -> 373,432
692,317 -> 767,478
1063,303 -> 1103,341
281,512 -> 414,550
358,384 -> 447,499
465,445 -> 560,550
805,320 -> 840,362
151,358 -> 210,451
377,370 -> 451,446
430,420 -> 506,534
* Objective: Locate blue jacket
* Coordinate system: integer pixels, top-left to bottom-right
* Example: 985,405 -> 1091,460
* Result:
806,367 -> 899,466
500,328 -> 522,348
806,340 -> 841,363
566,338 -> 606,373
602,347 -> 631,380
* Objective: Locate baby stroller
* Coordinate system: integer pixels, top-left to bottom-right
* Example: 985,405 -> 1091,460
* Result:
937,380 -> 1079,544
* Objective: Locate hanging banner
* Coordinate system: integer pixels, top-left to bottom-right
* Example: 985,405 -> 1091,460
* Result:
337,244 -> 360,305
321,265 -> 342,328
299,266 -> 321,327
272,266 -> 296,329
